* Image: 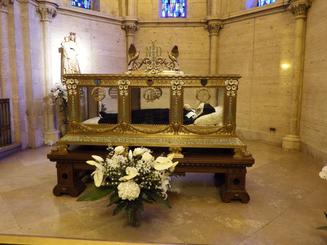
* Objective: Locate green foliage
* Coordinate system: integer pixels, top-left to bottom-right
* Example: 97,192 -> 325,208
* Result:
77,185 -> 114,201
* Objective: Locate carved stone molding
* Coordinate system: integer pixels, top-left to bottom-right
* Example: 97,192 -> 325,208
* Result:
289,0 -> 312,19
37,2 -> 58,22
206,20 -> 223,36
121,21 -> 138,36
0,0 -> 13,13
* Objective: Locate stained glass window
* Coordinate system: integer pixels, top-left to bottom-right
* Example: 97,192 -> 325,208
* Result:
72,0 -> 92,9
257,0 -> 276,7
160,0 -> 186,18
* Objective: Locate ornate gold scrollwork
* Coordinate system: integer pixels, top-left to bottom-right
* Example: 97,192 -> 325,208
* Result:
225,79 -> 239,97
171,79 -> 184,96
66,79 -> 79,96
171,122 -> 182,134
91,87 -> 106,101
181,125 -> 229,135
51,143 -> 68,154
127,41 -> 181,74
233,146 -> 252,159
118,80 -> 130,96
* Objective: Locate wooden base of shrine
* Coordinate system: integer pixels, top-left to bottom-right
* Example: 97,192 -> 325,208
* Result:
47,146 -> 255,203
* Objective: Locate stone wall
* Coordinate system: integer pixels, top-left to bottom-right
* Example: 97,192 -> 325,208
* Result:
3,0 -> 326,159
49,12 -> 126,83
135,26 -> 209,74
0,0 -> 126,148
219,11 -> 295,144
301,0 -> 327,161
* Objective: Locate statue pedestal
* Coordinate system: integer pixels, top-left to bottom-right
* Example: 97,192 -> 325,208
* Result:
282,134 -> 300,151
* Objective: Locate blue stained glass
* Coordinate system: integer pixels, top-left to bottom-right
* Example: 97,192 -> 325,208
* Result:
72,0 -> 92,9
257,0 -> 276,7
161,0 -> 187,18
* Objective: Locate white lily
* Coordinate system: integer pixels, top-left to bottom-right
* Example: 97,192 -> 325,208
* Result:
154,156 -> 178,171
141,151 -> 154,162
119,167 -> 139,181
92,169 -> 104,187
91,155 -> 104,162
86,160 -> 104,170
133,147 -> 147,156
169,161 -> 179,172
86,157 -> 105,187
128,150 -> 133,161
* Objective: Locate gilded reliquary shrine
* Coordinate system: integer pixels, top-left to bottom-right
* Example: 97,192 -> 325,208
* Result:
56,44 -> 248,158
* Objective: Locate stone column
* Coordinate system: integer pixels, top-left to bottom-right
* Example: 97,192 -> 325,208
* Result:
206,19 -> 223,74
0,0 -> 12,98
282,0 -> 312,151
210,0 -> 218,17
122,0 -> 138,59
127,0 -> 137,17
37,1 -> 59,145
122,20 -> 138,53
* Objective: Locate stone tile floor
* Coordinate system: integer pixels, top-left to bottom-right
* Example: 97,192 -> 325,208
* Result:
0,141 -> 326,245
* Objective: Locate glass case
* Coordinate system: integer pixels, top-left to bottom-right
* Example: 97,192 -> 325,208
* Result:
56,73 -> 248,158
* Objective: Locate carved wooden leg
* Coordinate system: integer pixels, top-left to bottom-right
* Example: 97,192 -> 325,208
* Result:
53,161 -> 86,197
220,167 -> 250,203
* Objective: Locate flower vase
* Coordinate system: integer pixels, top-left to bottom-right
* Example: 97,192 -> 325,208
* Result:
127,204 -> 141,227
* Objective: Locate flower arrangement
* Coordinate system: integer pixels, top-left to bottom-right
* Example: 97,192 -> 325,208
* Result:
78,146 -> 178,226
318,165 -> 327,230
50,84 -> 68,112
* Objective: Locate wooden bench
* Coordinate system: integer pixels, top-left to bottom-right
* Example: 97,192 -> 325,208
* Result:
47,146 -> 255,203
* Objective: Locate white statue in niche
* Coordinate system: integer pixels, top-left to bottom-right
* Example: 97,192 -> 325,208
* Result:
61,32 -> 80,74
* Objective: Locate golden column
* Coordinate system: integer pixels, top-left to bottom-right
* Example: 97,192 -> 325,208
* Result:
282,0 -> 312,151
37,1 -> 59,145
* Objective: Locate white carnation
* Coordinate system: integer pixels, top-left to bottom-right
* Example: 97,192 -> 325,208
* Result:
112,155 -> 127,165
319,171 -> 327,180
319,165 -> 327,180
118,181 -> 140,201
106,158 -> 119,169
114,146 -> 125,155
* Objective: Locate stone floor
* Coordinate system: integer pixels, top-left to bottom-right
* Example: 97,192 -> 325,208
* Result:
0,141 -> 326,245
